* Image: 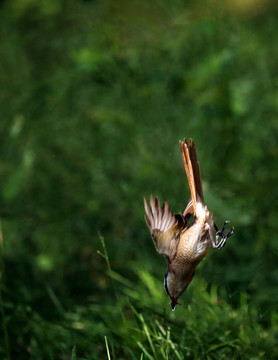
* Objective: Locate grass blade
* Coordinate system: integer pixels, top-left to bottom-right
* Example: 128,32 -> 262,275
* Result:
105,336 -> 111,360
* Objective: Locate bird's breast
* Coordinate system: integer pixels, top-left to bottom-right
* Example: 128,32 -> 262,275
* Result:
176,221 -> 211,264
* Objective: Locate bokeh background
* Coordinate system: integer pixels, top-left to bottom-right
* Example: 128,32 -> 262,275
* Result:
1,0 -> 278,359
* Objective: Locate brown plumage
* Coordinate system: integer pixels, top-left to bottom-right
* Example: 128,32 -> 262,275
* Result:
144,138 -> 234,310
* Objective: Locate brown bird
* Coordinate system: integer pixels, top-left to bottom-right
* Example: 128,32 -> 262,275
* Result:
144,138 -> 234,310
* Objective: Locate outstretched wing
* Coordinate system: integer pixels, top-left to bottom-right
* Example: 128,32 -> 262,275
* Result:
144,195 -> 186,261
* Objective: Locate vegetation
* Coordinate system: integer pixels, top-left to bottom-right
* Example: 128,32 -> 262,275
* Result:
1,0 -> 278,358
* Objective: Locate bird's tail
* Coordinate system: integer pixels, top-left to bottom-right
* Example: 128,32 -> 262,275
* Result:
179,138 -> 204,217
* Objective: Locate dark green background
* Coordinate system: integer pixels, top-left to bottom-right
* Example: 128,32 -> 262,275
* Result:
1,0 -> 278,359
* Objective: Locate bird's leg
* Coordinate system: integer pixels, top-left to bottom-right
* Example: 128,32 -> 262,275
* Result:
212,221 -> 234,249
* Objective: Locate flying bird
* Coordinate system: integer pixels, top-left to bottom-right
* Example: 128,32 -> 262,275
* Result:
144,138 -> 234,310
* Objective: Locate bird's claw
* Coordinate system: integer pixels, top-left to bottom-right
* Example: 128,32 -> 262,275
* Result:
213,221 -> 234,249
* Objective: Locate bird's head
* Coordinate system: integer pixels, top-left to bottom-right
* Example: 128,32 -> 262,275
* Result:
164,270 -> 195,311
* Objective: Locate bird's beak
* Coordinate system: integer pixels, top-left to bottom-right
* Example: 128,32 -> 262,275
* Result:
170,298 -> 181,311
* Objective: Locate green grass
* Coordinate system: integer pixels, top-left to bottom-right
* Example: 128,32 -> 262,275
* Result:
1,235 -> 276,359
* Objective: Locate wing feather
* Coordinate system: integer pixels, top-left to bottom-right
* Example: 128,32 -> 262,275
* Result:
144,196 -> 186,260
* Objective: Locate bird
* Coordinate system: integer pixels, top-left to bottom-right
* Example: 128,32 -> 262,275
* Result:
144,138 -> 234,310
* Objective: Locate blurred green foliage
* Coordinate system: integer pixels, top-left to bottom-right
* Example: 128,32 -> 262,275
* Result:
1,0 -> 278,358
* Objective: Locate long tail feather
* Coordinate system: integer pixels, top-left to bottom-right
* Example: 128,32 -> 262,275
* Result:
179,139 -> 197,215
188,138 -> 204,203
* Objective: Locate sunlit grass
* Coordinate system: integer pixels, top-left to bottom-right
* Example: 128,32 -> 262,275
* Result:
90,236 -> 277,359
0,234 -> 277,359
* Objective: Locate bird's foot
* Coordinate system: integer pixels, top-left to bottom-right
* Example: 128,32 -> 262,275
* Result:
212,221 -> 234,249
